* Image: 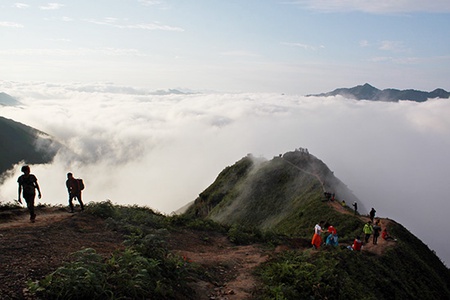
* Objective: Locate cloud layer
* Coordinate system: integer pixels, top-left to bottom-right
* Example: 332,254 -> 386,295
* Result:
1,81 -> 449,265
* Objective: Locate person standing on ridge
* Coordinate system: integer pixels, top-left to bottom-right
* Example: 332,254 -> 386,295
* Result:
17,165 -> 42,223
311,221 -> 325,249
372,220 -> 382,245
352,201 -> 358,215
363,221 -> 373,243
369,208 -> 376,222
66,172 -> 84,213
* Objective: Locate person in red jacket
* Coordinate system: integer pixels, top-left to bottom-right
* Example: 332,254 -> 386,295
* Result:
382,228 -> 397,241
351,236 -> 363,251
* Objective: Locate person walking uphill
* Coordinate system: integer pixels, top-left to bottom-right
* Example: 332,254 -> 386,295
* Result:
66,172 -> 84,213
17,165 -> 42,223
311,221 -> 325,249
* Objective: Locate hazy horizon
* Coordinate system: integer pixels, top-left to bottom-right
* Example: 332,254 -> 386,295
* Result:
1,1 -> 450,94
0,81 -> 449,266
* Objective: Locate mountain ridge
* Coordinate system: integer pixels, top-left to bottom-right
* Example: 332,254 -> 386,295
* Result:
0,116 -> 61,176
0,92 -> 21,106
307,83 -> 450,102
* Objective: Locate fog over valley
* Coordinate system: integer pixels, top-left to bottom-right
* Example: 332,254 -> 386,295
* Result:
1,81 -> 449,265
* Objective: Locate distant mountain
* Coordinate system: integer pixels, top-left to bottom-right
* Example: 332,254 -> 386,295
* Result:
307,83 -> 450,102
0,92 -> 21,106
0,116 -> 61,177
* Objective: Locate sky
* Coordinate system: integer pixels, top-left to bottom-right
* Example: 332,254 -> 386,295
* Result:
1,0 -> 450,94
1,1 -> 450,264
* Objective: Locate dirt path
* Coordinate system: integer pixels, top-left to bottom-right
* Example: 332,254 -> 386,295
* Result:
0,208 -> 273,300
0,203 -> 397,299
167,229 -> 271,300
327,201 -> 397,255
0,207 -> 125,300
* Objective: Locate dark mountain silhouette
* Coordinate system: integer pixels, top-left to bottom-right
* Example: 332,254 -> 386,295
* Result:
0,92 -> 21,106
185,149 -> 450,298
0,116 -> 61,177
307,83 -> 450,102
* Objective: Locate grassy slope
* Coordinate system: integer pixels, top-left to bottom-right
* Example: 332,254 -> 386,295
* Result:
184,151 -> 450,299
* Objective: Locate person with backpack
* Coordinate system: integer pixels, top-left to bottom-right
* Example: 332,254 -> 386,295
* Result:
66,172 -> 84,213
17,165 -> 42,222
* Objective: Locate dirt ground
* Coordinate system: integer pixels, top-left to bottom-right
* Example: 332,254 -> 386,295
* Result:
0,204 -> 395,300
0,207 -> 274,300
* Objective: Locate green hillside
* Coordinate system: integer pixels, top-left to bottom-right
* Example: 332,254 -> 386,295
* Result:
185,150 -> 450,299
0,116 -> 60,176
185,151 -> 365,240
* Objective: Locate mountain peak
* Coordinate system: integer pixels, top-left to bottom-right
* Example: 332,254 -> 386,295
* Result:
307,84 -> 450,102
0,92 -> 21,106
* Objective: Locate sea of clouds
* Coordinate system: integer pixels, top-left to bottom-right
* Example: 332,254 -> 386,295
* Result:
0,81 -> 449,265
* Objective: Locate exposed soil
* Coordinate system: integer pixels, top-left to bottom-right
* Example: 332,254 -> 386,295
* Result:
0,204 -> 395,300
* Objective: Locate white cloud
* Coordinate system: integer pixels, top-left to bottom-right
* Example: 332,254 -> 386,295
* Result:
220,50 -> 262,57
359,40 -> 369,47
138,0 -> 162,6
84,18 -> 184,31
289,0 -> 450,14
0,47 -> 144,57
379,40 -> 408,52
13,3 -> 30,9
282,42 -> 325,51
40,3 -> 64,10
0,21 -> 24,28
0,82 -> 449,264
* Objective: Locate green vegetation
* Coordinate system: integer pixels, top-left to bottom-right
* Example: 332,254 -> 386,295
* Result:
184,150 -> 450,299
256,224 -> 450,299
10,149 -> 450,299
27,201 -> 221,300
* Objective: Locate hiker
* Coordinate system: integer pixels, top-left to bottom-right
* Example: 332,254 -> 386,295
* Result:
372,220 -> 382,245
17,165 -> 41,223
341,200 -> 346,207
363,221 -> 373,243
66,172 -> 84,213
352,201 -> 358,215
348,236 -> 363,251
326,225 -> 338,246
326,233 -> 339,246
382,228 -> 397,241
311,221 -> 325,249
369,208 -> 376,222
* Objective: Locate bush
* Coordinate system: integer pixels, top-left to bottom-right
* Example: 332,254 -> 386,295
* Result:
28,247 -> 192,300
